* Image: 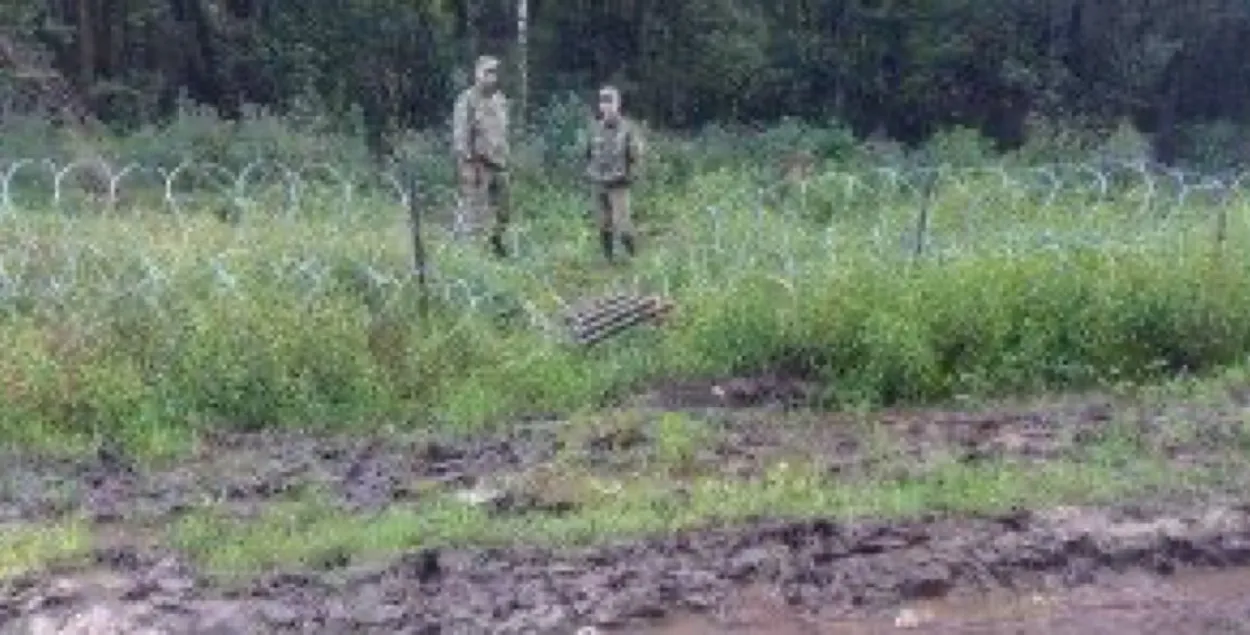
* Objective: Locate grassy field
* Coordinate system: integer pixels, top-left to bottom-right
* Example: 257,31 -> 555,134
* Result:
1,144 -> 1250,458
6,122 -> 1250,600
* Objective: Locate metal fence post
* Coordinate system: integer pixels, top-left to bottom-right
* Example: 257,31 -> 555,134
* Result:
914,167 -> 938,261
407,167 -> 430,319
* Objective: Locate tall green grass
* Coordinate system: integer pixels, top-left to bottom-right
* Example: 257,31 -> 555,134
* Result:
1,153 -> 1248,454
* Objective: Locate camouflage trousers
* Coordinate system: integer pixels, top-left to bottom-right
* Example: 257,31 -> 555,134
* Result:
593,183 -> 633,237
455,159 -> 510,242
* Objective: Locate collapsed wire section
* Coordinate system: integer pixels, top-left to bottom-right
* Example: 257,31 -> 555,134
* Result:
561,292 -> 675,346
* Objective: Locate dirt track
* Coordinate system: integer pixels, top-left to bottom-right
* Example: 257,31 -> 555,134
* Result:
4,375 -> 1250,633
5,501 -> 1250,633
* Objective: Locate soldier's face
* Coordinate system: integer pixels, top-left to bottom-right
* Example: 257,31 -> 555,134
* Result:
477,64 -> 498,90
598,92 -> 620,121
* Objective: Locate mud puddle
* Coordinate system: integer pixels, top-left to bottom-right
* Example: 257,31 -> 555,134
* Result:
895,566 -> 1250,633
644,567 -> 1250,634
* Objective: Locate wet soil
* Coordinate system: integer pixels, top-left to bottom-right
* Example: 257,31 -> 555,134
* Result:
650,567 -> 1250,633
3,375 -> 1250,633
6,374 -> 1247,525
5,500 -> 1250,633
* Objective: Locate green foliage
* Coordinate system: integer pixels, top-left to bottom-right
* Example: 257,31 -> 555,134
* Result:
653,412 -> 712,469
9,0 -> 1250,163
2,115 -> 1250,454
0,520 -> 90,579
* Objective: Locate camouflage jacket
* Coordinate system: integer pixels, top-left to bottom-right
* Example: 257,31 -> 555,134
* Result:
452,86 -> 509,169
585,117 -> 642,185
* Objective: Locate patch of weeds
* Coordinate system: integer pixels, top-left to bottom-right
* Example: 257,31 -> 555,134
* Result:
491,460 -> 628,514
0,520 -> 91,579
110,410 -> 202,466
851,417 -> 911,470
560,408 -> 650,463
168,497 -> 487,580
652,411 -> 713,474
0,419 -> 96,459
1146,411 -> 1203,457
1081,417 -> 1152,469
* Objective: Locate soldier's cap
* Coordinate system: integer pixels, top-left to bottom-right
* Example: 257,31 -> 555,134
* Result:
476,56 -> 500,74
598,85 -> 620,102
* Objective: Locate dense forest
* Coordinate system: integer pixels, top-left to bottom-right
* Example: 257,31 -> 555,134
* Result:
2,0 -> 1249,167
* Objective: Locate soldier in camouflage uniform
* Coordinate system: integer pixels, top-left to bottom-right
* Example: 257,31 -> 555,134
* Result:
452,55 -> 511,257
584,85 -> 644,262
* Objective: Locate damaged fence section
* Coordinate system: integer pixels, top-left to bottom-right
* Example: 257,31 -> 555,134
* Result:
562,292 -> 675,346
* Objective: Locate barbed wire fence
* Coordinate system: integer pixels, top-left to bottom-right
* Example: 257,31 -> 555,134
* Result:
2,156 -> 1243,216
0,157 -> 411,220
0,156 -> 1247,339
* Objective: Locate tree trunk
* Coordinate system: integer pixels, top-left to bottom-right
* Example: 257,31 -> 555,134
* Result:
517,0 -> 527,125
76,0 -> 95,90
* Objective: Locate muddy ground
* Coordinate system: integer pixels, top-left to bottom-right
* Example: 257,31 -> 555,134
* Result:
3,374 -> 1250,633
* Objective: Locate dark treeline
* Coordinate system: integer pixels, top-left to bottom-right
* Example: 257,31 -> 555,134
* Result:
2,0 -> 1248,165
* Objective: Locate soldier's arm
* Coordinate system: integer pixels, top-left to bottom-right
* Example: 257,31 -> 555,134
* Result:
572,121 -> 589,166
451,93 -> 471,160
628,122 -> 644,174
498,95 -> 510,140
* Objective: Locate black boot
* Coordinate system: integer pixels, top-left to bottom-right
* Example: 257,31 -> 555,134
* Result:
600,230 -> 615,262
489,234 -> 507,258
621,233 -> 636,258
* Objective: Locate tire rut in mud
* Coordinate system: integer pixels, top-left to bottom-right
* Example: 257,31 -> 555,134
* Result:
8,378 -> 1244,526
4,499 -> 1250,633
